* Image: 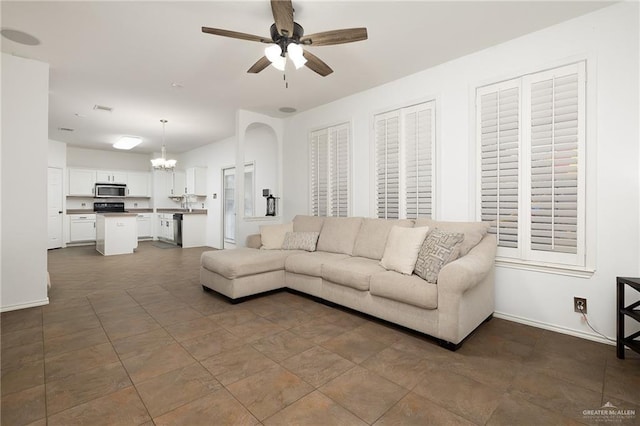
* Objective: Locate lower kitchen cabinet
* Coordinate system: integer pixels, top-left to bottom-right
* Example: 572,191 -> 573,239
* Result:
157,213 -> 175,243
182,214 -> 207,248
69,214 -> 96,243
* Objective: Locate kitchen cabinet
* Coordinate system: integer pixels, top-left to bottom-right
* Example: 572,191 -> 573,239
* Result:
96,170 -> 127,184
127,172 -> 151,197
136,213 -> 152,239
96,213 -> 138,256
69,214 -> 96,242
186,167 -> 207,196
68,169 -> 96,196
157,213 -> 175,242
181,214 -> 207,248
166,171 -> 186,197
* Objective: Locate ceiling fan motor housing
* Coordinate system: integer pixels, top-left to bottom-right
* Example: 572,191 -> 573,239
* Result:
270,22 -> 304,55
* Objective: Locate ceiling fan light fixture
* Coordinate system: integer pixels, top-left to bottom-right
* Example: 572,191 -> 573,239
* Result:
287,43 -> 307,69
265,44 -> 286,71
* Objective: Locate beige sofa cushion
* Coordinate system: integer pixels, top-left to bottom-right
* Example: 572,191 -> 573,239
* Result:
282,231 -> 320,251
260,222 -> 293,249
352,218 -> 414,260
293,215 -> 325,233
285,251 -> 349,277
201,249 -> 298,279
321,257 -> 387,291
316,217 -> 363,255
380,226 -> 429,275
414,219 -> 490,257
370,271 -> 438,309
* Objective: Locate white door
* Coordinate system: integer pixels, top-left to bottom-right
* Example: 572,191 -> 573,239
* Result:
47,167 -> 64,249
222,167 -> 236,247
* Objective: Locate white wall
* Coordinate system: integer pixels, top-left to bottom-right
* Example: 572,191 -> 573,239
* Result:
180,136 -> 235,249
244,123 -> 279,216
48,139 -> 67,168
67,146 -> 152,171
1,53 -> 50,311
282,3 -> 639,341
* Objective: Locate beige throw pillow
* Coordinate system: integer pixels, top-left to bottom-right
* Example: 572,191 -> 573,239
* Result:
379,226 -> 430,275
260,222 -> 293,249
414,228 -> 464,283
282,231 -> 320,251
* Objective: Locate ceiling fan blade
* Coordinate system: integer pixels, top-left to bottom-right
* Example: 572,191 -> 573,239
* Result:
271,0 -> 294,36
202,27 -> 272,44
300,28 -> 368,46
303,51 -> 333,77
247,56 -> 271,74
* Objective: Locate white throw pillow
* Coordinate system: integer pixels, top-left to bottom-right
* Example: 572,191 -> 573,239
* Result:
379,226 -> 430,275
260,222 -> 293,249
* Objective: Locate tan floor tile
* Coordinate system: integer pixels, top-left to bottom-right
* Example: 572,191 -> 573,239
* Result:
181,327 -> 244,361
45,342 -> 120,381
46,361 -> 131,414
282,346 -> 355,388
141,298 -> 190,316
321,308 -> 367,329
251,330 -> 315,362
111,328 -> 175,360
136,363 -> 221,418
200,344 -> 278,385
208,308 -> 259,327
448,355 -> 519,391
227,365 -> 314,421
1,341 -> 44,371
361,345 -> 432,389
603,362 -> 640,406
44,327 -> 110,358
264,390 -> 367,426
1,327 -> 43,350
223,316 -> 285,342
121,342 -> 195,384
101,314 -> 161,340
47,386 -> 150,426
241,297 -> 287,318
351,321 -> 403,346
0,307 -> 42,334
290,317 -> 351,344
374,391 -> 476,426
42,313 -> 102,340
458,333 -> 535,362
41,303 -> 95,324
153,388 -> 259,426
320,365 -> 408,424
1,360 -> 45,396
321,329 -> 389,364
148,307 -> 203,327
264,308 -> 314,329
0,384 -> 46,426
412,368 -> 503,424
487,392 -> 584,426
164,316 -> 220,342
526,350 -> 606,392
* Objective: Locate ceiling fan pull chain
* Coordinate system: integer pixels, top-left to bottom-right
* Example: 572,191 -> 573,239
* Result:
284,73 -> 288,89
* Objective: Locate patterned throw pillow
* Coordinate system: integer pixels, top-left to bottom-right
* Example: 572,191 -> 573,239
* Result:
282,231 -> 320,251
414,228 -> 465,283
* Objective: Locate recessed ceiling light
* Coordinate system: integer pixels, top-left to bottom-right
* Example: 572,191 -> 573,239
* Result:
0,29 -> 40,46
113,136 -> 142,150
93,104 -> 113,112
279,107 -> 297,113
171,82 -> 184,88
58,127 -> 74,132
74,113 -> 86,118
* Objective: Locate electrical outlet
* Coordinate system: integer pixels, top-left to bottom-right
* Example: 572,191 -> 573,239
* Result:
574,297 -> 587,314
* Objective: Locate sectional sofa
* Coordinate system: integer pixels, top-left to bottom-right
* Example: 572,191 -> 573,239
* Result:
200,215 -> 496,349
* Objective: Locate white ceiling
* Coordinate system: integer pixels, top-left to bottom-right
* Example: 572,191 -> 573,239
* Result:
1,1 -> 612,154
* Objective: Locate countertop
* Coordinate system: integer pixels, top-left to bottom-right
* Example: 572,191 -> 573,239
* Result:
67,208 -> 155,215
156,209 -> 208,215
95,212 -> 138,217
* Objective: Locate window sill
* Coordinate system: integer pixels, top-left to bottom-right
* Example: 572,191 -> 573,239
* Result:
242,216 -> 281,222
495,258 -> 595,279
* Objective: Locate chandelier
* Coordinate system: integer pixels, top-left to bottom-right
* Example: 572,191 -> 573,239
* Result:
151,119 -> 176,170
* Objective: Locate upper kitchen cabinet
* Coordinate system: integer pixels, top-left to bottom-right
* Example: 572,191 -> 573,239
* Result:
68,168 -> 96,196
126,172 -> 151,197
186,167 -> 207,196
96,170 -> 127,184
167,170 -> 186,197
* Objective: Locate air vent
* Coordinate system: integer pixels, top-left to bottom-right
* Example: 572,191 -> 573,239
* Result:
93,104 -> 113,112
58,127 -> 74,132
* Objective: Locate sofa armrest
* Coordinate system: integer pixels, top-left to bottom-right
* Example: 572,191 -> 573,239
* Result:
245,234 -> 262,249
437,234 -> 496,295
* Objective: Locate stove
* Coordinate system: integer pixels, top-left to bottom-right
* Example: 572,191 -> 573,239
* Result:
93,202 -> 126,213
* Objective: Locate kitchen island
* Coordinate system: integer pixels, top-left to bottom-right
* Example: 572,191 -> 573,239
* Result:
96,213 -> 138,256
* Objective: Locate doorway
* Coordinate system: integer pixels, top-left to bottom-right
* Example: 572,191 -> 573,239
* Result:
47,167 -> 63,249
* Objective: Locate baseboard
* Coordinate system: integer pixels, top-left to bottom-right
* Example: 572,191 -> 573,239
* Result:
1,298 -> 50,313
494,311 -> 615,346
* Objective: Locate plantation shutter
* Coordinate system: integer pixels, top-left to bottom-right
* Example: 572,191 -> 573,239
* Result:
375,111 -> 400,219
329,123 -> 350,217
310,123 -> 350,217
479,82 -> 520,249
309,129 -> 328,216
529,63 -> 584,256
404,103 -> 434,219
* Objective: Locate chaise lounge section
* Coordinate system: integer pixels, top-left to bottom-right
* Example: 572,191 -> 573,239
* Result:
200,215 -> 496,349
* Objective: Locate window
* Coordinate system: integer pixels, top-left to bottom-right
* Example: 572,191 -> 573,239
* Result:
477,62 -> 586,268
309,122 -> 350,217
375,101 -> 435,219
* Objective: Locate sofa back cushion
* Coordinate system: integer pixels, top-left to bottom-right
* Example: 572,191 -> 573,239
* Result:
352,218 -> 414,260
293,215 -> 325,233
414,218 -> 490,257
260,222 -> 293,249
316,217 -> 363,255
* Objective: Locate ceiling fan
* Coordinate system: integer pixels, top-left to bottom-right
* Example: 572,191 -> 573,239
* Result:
202,0 -> 368,77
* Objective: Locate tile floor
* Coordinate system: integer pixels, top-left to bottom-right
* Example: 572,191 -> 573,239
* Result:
1,242 -> 639,425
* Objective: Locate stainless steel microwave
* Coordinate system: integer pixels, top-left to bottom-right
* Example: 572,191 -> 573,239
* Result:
95,183 -> 126,198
